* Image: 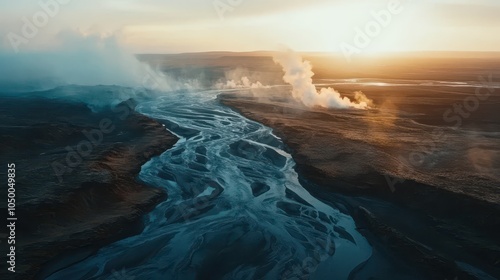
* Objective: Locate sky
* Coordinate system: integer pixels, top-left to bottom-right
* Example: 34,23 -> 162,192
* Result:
1,0 -> 499,54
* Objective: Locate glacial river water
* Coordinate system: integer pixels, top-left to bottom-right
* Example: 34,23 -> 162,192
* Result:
48,89 -> 372,280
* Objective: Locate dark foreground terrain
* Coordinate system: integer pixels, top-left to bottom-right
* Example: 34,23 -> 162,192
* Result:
0,92 -> 177,279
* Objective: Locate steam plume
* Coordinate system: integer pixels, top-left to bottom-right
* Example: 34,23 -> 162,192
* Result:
273,50 -> 371,109
215,76 -> 269,89
0,31 -> 206,108
215,68 -> 270,89
0,31 -> 201,96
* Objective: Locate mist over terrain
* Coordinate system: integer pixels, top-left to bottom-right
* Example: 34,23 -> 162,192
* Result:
0,31 -> 194,108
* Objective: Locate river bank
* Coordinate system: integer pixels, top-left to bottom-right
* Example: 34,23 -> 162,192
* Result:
0,94 -> 178,279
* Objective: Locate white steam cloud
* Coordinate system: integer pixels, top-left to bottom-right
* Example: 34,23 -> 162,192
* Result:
273,50 -> 372,109
215,76 -> 269,89
0,31 -> 183,94
214,68 -> 270,90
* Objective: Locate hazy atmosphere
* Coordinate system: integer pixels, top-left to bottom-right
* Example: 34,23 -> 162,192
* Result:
1,0 -> 500,53
1,1 -> 499,280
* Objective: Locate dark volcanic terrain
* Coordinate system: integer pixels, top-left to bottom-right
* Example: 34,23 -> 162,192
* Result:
0,93 -> 177,279
219,56 -> 500,279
